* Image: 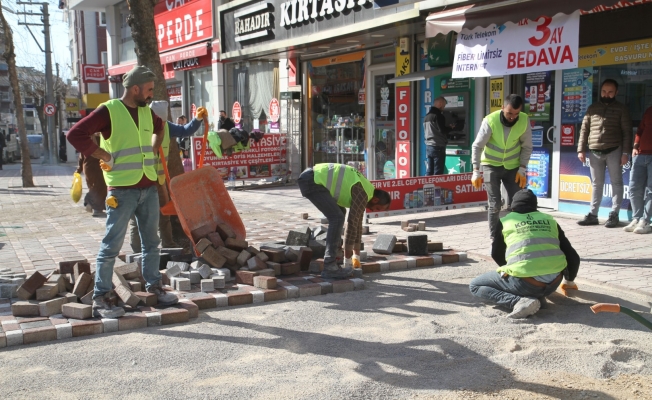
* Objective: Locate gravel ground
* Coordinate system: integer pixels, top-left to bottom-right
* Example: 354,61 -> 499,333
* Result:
1,258 -> 650,399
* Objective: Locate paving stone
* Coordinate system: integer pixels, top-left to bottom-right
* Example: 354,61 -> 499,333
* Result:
101,318 -> 119,333
416,257 -> 435,267
431,255 -> 443,265
191,225 -> 214,243
225,238 -> 248,251
236,250 -> 253,267
6,330 -> 23,346
285,247 -> 300,262
309,260 -> 324,274
114,285 -> 141,308
207,232 -> 225,248
298,283 -> 321,297
247,256 -> 267,271
159,308 -> 189,325
249,289 -> 265,303
114,263 -> 140,280
0,333 -> 5,348
316,281 -> 333,294
256,252 -> 269,263
428,242 -> 444,252
259,242 -> 286,250
20,325 -> 56,345
80,291 -> 94,306
298,247 -> 313,271
11,301 -> 40,317
226,291 -> 253,306
210,274 -> 225,289
262,288 -> 287,302
216,247 -> 240,265
176,301 -> 199,318
70,318 -> 103,337
160,248 -> 184,256
359,251 -> 368,261
125,254 -> 141,264
262,248 -> 286,263
215,223 -> 237,241
211,293 -> 228,307
173,277 -> 191,291
332,280 -> 355,293
458,252 -> 468,261
407,234 -> 428,256
361,262 -> 381,273
47,274 -> 66,293
350,278 -> 365,290
286,230 -> 310,246
200,279 -> 214,292
372,234 -> 397,255
59,260 -> 89,275
378,261 -> 390,272
253,276 -> 277,289
71,273 -> 92,298
16,271 -> 47,300
128,281 -> 142,292
183,293 -> 216,309
62,303 -> 92,320
256,268 -> 275,277
188,271 -> 201,284
418,221 -> 426,231
135,291 -> 157,307
236,271 -> 259,285
145,312 -> 162,327
58,292 -> 78,303
118,313 -> 148,331
389,260 -> 408,271
73,263 -> 91,282
197,264 -> 213,279
39,297 -> 66,317
201,246 -> 227,269
35,283 -> 60,301
280,262 -> 301,275
441,253 -> 459,264
55,323 -> 72,340
393,242 -> 406,253
0,284 -> 18,299
165,263 -> 182,278
266,262 -> 281,276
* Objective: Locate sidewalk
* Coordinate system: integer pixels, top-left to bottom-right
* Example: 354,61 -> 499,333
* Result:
1,161 -> 650,297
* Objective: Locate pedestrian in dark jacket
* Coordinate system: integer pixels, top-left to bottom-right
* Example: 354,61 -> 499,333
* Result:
577,79 -> 633,228
423,96 -> 452,175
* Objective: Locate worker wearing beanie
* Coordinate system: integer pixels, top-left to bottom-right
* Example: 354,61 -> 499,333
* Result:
66,65 -> 179,319
469,189 -> 580,318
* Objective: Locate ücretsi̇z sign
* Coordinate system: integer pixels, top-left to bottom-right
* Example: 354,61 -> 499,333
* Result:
191,134 -> 287,180
155,0 -> 213,52
367,173 -> 487,218
452,11 -> 580,78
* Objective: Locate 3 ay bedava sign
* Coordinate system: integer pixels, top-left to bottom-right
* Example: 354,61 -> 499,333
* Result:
452,11 -> 580,78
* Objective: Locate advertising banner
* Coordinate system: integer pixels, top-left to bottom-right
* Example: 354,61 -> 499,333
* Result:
489,77 -> 504,113
526,148 -> 550,198
65,98 -> 80,112
190,134 -> 287,180
562,68 -> 593,124
395,37 -> 411,87
367,173 -> 487,218
559,149 -> 630,210
524,72 -> 551,121
452,11 -> 580,78
155,0 -> 213,53
395,86 -> 411,179
579,38 -> 652,68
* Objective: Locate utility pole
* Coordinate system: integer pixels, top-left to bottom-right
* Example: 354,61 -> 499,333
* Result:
16,1 -> 56,165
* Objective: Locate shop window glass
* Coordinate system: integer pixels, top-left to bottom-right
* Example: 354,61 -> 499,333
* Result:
118,2 -> 135,63
225,61 -> 280,133
188,69 -> 213,129
308,59 -> 365,174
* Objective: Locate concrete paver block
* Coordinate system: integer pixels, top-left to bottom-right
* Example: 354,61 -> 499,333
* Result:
200,279 -> 214,292
11,300 -> 40,317
373,234 -> 397,255
36,283 -> 60,301
407,234 -> 428,256
62,303 -> 92,320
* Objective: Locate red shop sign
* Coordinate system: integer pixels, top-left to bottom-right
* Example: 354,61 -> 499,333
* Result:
82,64 -> 107,82
395,86 -> 411,179
155,0 -> 213,53
561,124 -> 575,146
269,98 -> 280,123
232,102 -> 242,123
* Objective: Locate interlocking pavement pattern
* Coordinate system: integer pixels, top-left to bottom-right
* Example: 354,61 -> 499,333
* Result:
1,162 -> 650,296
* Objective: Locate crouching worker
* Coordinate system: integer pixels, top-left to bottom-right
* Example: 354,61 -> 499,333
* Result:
298,164 -> 391,279
469,189 -> 580,318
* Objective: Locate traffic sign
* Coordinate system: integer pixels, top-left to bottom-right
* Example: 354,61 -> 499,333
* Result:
269,98 -> 279,123
44,103 -> 56,116
232,101 -> 242,124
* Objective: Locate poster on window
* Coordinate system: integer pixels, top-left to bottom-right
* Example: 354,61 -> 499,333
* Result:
562,68 -> 593,124
524,72 -> 551,121
526,148 -> 550,198
190,134 -> 287,180
367,173 -> 487,218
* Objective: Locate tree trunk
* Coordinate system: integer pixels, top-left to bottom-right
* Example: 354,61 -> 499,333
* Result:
36,96 -> 50,163
126,0 -> 184,179
0,3 -> 34,187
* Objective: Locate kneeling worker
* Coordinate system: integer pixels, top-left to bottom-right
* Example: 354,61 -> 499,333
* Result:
298,164 -> 392,278
469,189 -> 580,318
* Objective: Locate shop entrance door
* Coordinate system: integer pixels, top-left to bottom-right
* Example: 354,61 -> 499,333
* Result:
368,64 -> 395,180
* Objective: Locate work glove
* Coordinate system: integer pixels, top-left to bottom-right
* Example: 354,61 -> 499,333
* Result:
196,106 -> 208,121
471,170 -> 483,190
351,254 -> 361,269
343,258 -> 353,269
100,156 -> 114,172
560,279 -> 578,291
515,166 -> 527,189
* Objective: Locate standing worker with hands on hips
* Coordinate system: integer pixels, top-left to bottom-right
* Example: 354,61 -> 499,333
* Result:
471,94 -> 533,238
577,79 -> 632,228
298,164 -> 392,279
66,65 -> 179,319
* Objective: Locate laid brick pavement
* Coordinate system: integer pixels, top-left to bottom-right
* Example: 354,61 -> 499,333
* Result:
1,161 -> 651,297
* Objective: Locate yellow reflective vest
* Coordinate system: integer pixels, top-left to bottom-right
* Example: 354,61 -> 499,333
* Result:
481,110 -> 528,169
313,163 -> 375,208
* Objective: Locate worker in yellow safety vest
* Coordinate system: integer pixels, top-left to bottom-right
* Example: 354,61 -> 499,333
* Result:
469,189 -> 580,318
298,164 -> 392,279
471,94 -> 533,239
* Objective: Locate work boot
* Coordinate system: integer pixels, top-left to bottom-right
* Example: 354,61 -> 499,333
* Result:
92,210 -> 105,218
577,213 -> 599,226
604,211 -> 619,228
633,219 -> 652,234
508,298 -> 540,319
321,261 -> 353,279
147,282 -> 179,306
623,218 -> 639,232
92,293 -> 125,319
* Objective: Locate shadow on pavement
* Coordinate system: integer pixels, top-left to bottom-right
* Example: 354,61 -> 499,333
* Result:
370,210 -> 489,228
0,188 -> 61,196
582,258 -> 652,269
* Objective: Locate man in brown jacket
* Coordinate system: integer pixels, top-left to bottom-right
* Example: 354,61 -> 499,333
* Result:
577,79 -> 632,228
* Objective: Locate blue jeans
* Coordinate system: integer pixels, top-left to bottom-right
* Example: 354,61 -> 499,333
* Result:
469,271 -> 561,310
94,186 -> 161,298
483,165 -> 521,238
629,154 -> 652,222
426,145 -> 446,176
298,168 -> 345,265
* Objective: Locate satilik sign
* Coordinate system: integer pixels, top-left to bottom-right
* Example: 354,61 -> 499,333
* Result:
452,11 -> 580,78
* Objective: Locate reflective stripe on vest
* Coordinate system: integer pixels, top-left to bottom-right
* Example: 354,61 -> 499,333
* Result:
313,163 -> 375,208
497,211 -> 567,278
156,123 -> 171,184
481,110 -> 528,169
100,99 -> 158,186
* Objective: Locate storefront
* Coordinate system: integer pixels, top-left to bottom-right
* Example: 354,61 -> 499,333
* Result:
423,0 -> 652,217
217,0 -> 425,180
